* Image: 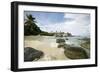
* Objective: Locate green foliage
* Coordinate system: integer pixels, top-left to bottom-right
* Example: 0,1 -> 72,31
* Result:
66,32 -> 72,36
24,14 -> 42,35
24,14 -> 55,36
40,31 -> 54,36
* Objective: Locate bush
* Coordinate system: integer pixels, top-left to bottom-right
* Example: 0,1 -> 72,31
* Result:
40,32 -> 54,36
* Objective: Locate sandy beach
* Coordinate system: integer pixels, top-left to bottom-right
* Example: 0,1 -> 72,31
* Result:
24,36 -> 69,61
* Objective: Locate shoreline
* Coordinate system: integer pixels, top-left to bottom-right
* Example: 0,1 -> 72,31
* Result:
24,35 -> 90,61
24,36 -> 70,61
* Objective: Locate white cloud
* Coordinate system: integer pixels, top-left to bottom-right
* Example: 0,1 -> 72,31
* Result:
39,13 -> 90,37
63,13 -> 90,36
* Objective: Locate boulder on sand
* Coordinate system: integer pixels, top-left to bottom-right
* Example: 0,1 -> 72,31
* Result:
63,44 -> 89,59
58,43 -> 66,48
24,47 -> 44,62
56,38 -> 65,43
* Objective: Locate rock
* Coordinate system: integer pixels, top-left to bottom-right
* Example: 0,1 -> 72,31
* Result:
56,38 -> 65,43
58,43 -> 66,48
80,41 -> 90,50
66,38 -> 68,40
63,44 -> 89,59
63,44 -> 71,49
55,33 -> 63,37
66,32 -> 72,37
55,32 -> 72,37
24,47 -> 44,62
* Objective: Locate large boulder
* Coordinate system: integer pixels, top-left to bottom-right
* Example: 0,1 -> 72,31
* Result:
58,43 -> 66,48
63,44 -> 89,59
24,47 -> 44,62
66,38 -> 68,40
80,41 -> 90,50
56,38 -> 65,43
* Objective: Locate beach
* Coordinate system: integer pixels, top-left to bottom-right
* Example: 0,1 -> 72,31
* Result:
24,35 -> 90,61
24,36 -> 69,61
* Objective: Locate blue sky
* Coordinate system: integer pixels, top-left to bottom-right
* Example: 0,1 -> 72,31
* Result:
24,11 -> 90,37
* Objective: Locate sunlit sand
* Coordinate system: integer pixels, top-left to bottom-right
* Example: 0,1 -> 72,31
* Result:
24,36 -> 69,61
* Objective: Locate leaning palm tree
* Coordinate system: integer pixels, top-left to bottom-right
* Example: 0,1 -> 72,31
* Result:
24,14 -> 41,35
24,14 -> 36,26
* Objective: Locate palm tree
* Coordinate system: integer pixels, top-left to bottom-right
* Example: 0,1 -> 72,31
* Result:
24,14 -> 36,26
24,14 -> 41,35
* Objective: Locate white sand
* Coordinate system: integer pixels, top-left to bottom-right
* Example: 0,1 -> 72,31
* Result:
24,36 -> 69,61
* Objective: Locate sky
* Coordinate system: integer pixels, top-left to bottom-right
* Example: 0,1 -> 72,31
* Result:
24,11 -> 90,37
